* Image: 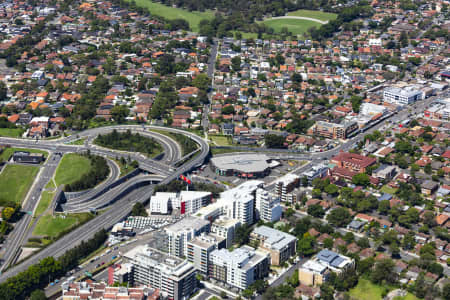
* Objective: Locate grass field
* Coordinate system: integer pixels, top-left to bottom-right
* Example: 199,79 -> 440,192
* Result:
0,147 -> 47,162
34,191 -> 54,216
54,153 -> 92,186
287,9 -> 337,21
348,279 -> 418,300
380,185 -> 397,195
131,0 -> 214,32
0,164 -> 39,205
262,18 -> 321,36
33,213 -> 93,238
0,128 -> 25,138
210,135 -> 233,146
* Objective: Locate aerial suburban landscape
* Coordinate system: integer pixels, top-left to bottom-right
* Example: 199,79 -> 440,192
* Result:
0,0 -> 449,299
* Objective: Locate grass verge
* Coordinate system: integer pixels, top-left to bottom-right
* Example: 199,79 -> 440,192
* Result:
67,137 -> 87,145
54,153 -> 92,186
0,128 -> 25,138
0,164 -> 39,206
34,191 -> 54,216
32,213 -> 94,238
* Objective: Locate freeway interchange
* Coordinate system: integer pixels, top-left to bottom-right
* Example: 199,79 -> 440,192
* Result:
0,125 -> 209,281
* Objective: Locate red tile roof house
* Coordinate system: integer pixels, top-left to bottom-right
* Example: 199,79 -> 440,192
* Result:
330,152 -> 377,173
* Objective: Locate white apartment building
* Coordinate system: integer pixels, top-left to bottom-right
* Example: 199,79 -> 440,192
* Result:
383,86 -> 422,105
220,180 -> 264,225
210,216 -> 241,248
255,188 -> 282,223
123,246 -> 197,300
149,191 -> 211,215
165,216 -> 210,257
149,192 -> 176,214
187,233 -> 224,274
274,174 -> 300,202
209,246 -> 270,290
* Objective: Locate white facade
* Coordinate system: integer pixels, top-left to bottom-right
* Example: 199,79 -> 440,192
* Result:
255,189 -> 282,223
149,192 -> 176,214
360,102 -> 387,116
165,216 -> 210,257
211,216 -> 241,248
219,180 -> 264,225
123,246 -> 197,300
178,191 -> 211,215
383,86 -> 422,105
209,246 -> 269,290
150,191 -> 211,215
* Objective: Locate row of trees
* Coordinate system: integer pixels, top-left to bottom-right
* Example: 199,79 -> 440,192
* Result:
0,230 -> 107,299
64,153 -> 110,192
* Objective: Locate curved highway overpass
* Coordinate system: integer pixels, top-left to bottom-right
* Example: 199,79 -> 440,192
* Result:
0,125 -> 209,280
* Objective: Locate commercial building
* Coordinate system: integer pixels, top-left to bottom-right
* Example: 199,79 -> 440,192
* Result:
255,189 -> 282,223
149,191 -> 211,215
302,164 -> 329,183
165,216 -> 210,257
12,151 -> 45,164
359,102 -> 388,117
209,246 -> 270,290
61,281 -> 159,300
372,165 -> 397,180
383,86 -> 422,105
123,246 -> 197,300
250,226 -> 297,266
274,174 -> 300,202
330,152 -> 376,173
187,233 -> 225,274
211,154 -> 276,178
211,216 -> 241,248
299,250 -> 354,287
424,101 -> 450,120
178,191 -> 212,215
308,120 -> 358,139
149,192 -> 176,214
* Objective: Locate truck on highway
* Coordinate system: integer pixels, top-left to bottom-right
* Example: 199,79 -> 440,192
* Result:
85,271 -> 92,278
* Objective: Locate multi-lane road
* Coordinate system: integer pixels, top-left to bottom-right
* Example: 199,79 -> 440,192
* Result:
0,125 -> 210,281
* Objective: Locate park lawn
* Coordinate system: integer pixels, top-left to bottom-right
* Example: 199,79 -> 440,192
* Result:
262,18 -> 321,36
0,147 -> 48,162
348,279 -> 418,300
0,164 -> 39,206
287,9 -> 337,21
34,191 -> 54,217
131,0 -> 214,32
33,213 -> 93,238
54,153 -> 92,186
0,128 -> 25,138
380,185 -> 397,195
210,135 -> 233,146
